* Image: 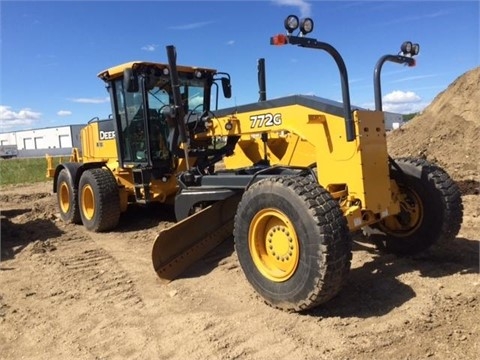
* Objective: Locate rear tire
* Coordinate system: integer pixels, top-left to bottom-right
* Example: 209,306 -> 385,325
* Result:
78,168 -> 120,232
373,157 -> 463,254
57,169 -> 81,224
234,175 -> 352,312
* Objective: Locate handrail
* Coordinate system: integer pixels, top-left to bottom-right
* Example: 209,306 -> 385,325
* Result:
272,35 -> 355,142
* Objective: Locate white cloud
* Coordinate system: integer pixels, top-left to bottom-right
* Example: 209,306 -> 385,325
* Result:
382,90 -> 427,114
383,102 -> 429,114
0,105 -> 41,129
271,0 -> 312,17
383,90 -> 421,104
141,44 -> 158,52
57,110 -> 72,116
226,40 -> 235,46
169,21 -> 213,30
70,97 -> 110,104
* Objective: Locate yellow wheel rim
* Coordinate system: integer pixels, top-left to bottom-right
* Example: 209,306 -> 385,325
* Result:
59,181 -> 71,214
381,186 -> 423,237
249,208 -> 299,282
81,184 -> 95,221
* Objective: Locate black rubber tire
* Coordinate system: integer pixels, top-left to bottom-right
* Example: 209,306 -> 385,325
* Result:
56,169 -> 81,224
234,175 -> 352,312
373,157 -> 463,254
78,168 -> 121,232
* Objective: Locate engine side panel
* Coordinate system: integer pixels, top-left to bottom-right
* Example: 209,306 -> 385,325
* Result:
80,119 -> 118,164
208,96 -> 394,217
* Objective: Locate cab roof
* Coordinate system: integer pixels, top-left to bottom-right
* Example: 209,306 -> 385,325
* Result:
97,61 -> 217,80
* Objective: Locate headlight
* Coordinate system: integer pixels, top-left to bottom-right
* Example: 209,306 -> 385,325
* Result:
401,41 -> 413,55
300,18 -> 314,35
284,15 -> 299,33
412,43 -> 420,56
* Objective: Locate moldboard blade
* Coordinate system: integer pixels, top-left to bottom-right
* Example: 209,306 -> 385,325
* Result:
152,194 -> 241,283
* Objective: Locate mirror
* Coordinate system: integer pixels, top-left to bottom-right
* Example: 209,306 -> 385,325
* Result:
221,77 -> 232,99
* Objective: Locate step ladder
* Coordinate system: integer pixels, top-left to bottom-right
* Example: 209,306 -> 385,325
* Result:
132,168 -> 151,204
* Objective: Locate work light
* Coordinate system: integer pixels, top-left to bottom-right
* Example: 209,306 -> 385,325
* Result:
284,15 -> 299,33
300,18 -> 314,35
411,43 -> 420,56
401,41 -> 413,55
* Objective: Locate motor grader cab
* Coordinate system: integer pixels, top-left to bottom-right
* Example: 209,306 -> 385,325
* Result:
97,54 -> 232,174
48,50 -> 233,231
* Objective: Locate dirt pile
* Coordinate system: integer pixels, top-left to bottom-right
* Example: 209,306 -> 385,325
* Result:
388,66 -> 480,183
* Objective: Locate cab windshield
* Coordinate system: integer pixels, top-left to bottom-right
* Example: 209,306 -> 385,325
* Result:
113,75 -> 207,164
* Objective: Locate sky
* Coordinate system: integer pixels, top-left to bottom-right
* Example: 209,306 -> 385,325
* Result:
0,0 -> 479,132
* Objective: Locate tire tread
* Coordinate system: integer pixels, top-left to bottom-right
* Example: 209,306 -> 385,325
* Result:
235,175 -> 352,312
79,168 -> 120,232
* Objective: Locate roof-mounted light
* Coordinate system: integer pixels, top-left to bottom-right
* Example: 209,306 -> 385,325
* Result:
401,41 -> 412,54
271,15 -> 316,46
411,43 -> 420,56
400,41 -> 420,57
300,18 -> 314,35
284,15 -> 299,34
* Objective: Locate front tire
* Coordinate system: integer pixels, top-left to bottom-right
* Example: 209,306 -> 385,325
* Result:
234,175 -> 352,312
373,157 -> 463,254
78,168 -> 120,232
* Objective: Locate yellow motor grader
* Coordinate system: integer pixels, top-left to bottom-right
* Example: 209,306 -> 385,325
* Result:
47,16 -> 463,312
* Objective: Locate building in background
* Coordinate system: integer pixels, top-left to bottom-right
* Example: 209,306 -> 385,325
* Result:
384,112 -> 405,131
0,125 -> 84,158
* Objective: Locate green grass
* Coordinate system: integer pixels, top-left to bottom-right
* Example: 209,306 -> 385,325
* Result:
0,157 -> 63,186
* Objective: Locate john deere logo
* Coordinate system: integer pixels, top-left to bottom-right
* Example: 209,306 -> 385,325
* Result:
99,130 -> 116,140
97,119 -> 115,140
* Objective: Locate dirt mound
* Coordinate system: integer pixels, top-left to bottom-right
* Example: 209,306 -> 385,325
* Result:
388,66 -> 480,182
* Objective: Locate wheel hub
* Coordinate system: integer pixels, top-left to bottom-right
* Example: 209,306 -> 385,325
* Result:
266,225 -> 295,263
59,182 -> 70,213
381,186 -> 423,236
81,184 -> 95,220
249,209 -> 299,282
